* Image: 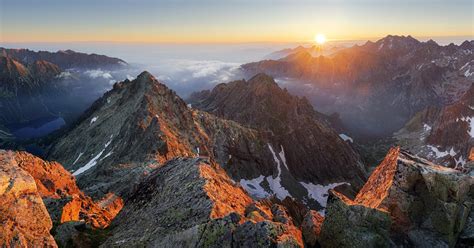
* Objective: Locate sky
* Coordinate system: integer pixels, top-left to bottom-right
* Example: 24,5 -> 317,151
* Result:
1,0 -> 473,43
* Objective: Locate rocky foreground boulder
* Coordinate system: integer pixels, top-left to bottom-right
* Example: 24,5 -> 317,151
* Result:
0,150 -> 57,247
0,149 -> 124,247
320,147 -> 474,247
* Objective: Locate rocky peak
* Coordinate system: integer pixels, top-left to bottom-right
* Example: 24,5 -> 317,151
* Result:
460,40 -> 474,50
281,50 -> 313,63
375,35 -> 421,49
189,73 -> 367,198
28,60 -> 61,81
0,55 -> 30,80
47,71 -> 271,198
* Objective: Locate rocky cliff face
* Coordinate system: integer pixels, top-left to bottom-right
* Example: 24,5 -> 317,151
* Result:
102,157 -> 304,247
395,83 -> 473,168
242,36 -> 474,136
320,147 -> 474,247
0,150 -> 57,247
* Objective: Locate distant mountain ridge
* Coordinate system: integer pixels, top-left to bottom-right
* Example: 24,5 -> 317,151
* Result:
0,48 -> 129,141
242,35 -> 474,136
0,47 -> 127,69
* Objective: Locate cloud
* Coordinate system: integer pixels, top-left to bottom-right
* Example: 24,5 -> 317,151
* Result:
84,69 -> 114,80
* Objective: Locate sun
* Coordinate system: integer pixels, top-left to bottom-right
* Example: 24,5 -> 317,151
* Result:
315,34 -> 326,45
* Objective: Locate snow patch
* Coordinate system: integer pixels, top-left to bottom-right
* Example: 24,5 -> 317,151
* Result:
73,149 -> 105,176
300,182 -> 349,208
457,116 -> 474,138
90,116 -> 98,125
240,175 -> 270,199
278,145 -> 289,170
454,155 -> 466,167
101,151 -> 113,161
427,145 -> 456,159
267,144 -> 291,200
339,134 -> 353,143
464,68 -> 474,77
187,103 -> 192,108
423,124 -> 432,132
72,152 -> 83,165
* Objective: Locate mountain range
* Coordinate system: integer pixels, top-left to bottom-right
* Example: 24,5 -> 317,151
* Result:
243,35 -> 474,137
0,36 -> 473,247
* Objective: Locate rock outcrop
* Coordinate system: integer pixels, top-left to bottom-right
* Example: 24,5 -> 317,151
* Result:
0,150 -> 57,247
102,157 -> 303,247
321,147 -> 474,247
11,150 -> 123,229
320,190 -> 392,248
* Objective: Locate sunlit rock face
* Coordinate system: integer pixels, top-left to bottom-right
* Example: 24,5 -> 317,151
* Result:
321,147 -> 474,247
0,150 -> 57,247
8,150 -> 123,229
395,84 -> 474,168
102,157 -> 303,247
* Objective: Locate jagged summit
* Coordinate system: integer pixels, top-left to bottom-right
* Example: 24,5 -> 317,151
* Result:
0,55 -> 29,79
135,70 -> 155,81
189,73 -> 367,195
48,71 -> 274,198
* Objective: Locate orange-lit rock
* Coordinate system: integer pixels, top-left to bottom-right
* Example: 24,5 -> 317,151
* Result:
0,150 -> 57,247
469,147 -> 474,161
321,147 -> 474,247
103,157 -> 304,247
200,161 -> 253,220
301,210 -> 324,246
11,150 -> 123,229
14,151 -> 81,198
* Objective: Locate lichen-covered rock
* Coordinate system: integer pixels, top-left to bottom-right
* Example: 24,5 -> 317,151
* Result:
357,147 -> 473,247
458,207 -> 474,247
0,150 -> 57,247
301,210 -> 324,247
328,147 -> 473,247
319,190 -> 392,248
102,157 -> 303,247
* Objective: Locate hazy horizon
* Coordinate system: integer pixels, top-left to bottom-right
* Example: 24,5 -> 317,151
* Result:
1,0 -> 472,43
